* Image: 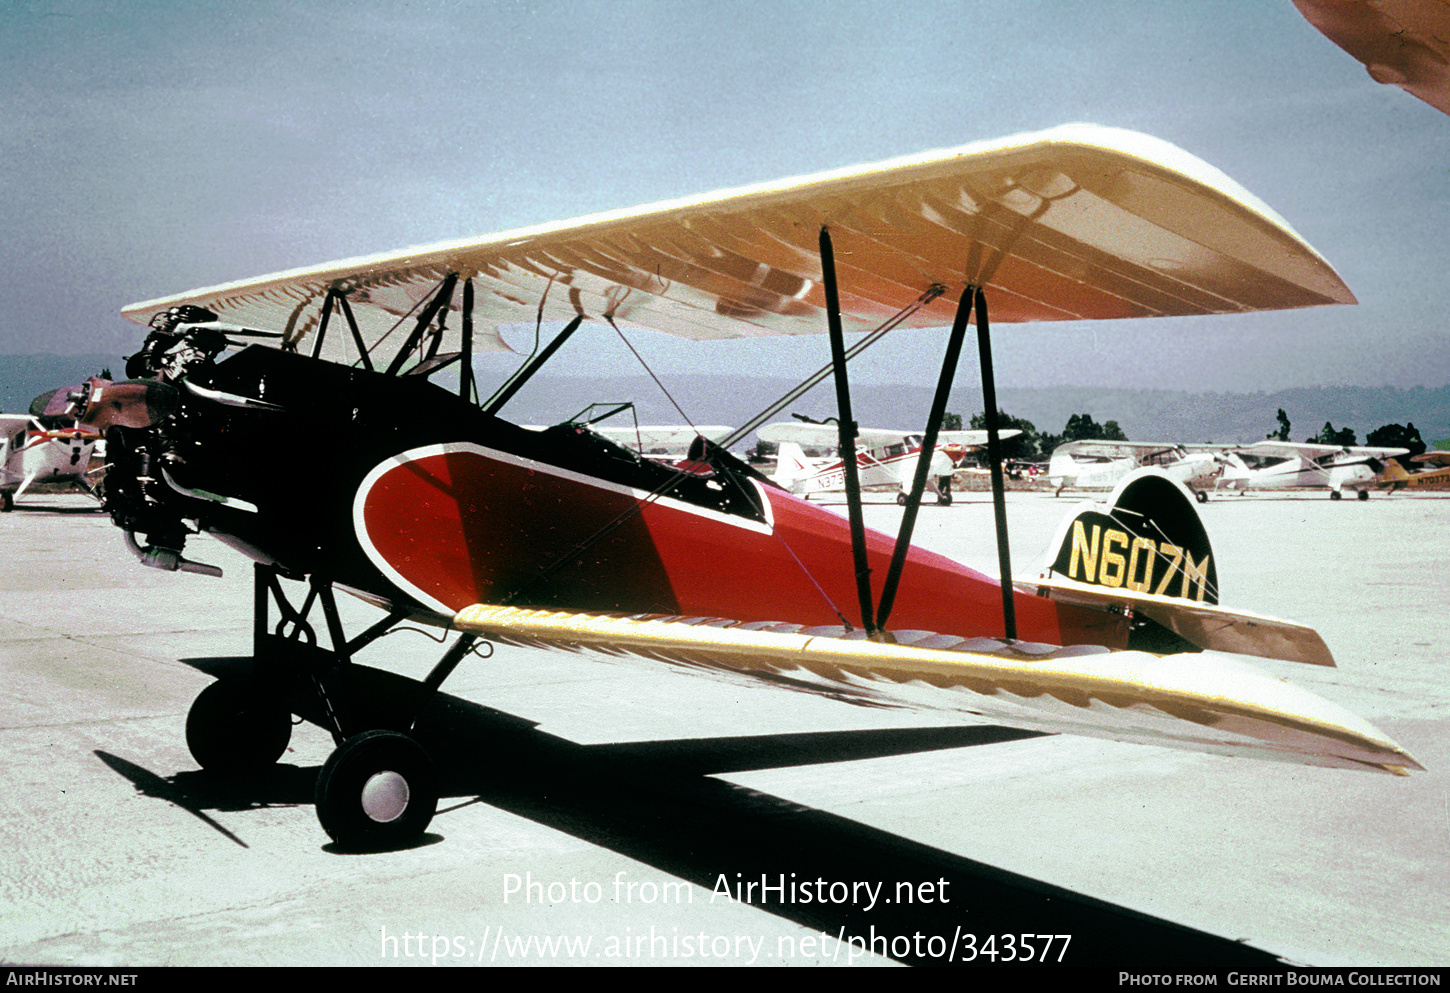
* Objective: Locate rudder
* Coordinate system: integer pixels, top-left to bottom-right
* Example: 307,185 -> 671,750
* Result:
1045,469 -> 1218,606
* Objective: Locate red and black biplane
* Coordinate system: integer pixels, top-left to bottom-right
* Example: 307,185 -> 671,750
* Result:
81,124 -> 1419,850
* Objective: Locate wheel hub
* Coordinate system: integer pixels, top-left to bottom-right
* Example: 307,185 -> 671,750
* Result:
360,770 -> 410,823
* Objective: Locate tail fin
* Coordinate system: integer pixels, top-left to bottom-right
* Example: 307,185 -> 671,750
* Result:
1379,459 -> 1410,491
1043,468 -> 1218,607
1031,468 -> 1335,664
772,441 -> 812,485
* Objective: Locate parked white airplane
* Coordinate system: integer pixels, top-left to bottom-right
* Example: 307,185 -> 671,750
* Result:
1215,441 -> 1410,500
1047,441 -> 1225,503
760,421 -> 1019,505
1,391 -> 102,512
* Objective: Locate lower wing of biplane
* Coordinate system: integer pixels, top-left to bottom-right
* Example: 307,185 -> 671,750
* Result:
91,123 -> 1419,853
452,604 -> 1416,777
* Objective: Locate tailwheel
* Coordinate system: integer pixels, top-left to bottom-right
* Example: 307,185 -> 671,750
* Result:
185,677 -> 292,776
315,730 -> 437,851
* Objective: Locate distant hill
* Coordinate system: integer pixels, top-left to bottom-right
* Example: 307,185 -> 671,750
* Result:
3,354 -> 1445,447
0,354 -> 123,415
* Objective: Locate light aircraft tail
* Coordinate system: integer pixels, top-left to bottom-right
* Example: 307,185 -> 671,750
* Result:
1214,451 -> 1250,491
1026,468 -> 1333,665
771,441 -> 813,486
1035,469 -> 1235,656
1378,459 -> 1410,492
1045,469 -> 1217,605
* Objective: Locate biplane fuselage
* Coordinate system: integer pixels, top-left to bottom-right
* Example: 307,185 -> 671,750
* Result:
102,344 -> 1121,650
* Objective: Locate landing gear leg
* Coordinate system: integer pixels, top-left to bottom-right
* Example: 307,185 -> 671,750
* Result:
239,563 -> 462,850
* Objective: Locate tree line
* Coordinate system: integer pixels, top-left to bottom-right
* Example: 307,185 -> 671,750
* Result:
960,408 -> 1427,462
750,408 -> 1429,463
964,410 -> 1126,462
1265,408 -> 1426,456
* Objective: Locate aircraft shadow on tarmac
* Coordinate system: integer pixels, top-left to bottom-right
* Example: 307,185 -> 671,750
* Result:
3,502 -> 105,516
94,654 -> 1287,968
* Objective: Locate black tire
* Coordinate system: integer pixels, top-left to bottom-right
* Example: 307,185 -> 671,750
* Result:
1,491 -> 12,512
895,491 -> 907,506
1330,490 -> 1342,500
1357,489 -> 1369,501
1194,489 -> 1209,504
315,730 -> 437,851
185,677 -> 292,776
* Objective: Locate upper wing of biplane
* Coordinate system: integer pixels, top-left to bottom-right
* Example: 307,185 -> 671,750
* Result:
121,123 -> 1354,353
1293,0 -> 1450,116
1412,450 -> 1450,465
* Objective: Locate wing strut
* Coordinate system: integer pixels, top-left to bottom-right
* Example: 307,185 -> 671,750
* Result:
460,278 -> 475,402
875,284 -> 975,631
975,288 -> 1017,641
384,274 -> 459,377
310,289 -> 336,361
483,314 -> 586,415
718,284 -> 945,451
820,226 -> 876,634
308,288 -> 376,372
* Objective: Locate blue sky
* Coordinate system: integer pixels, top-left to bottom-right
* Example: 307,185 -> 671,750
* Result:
2,0 -> 1447,392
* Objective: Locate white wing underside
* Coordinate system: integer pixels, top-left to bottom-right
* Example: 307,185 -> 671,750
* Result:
453,605 -> 1418,776
121,124 -> 1354,352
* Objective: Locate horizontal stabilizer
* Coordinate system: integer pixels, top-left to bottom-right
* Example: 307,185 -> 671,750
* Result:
1015,575 -> 1334,667
453,604 -> 1420,775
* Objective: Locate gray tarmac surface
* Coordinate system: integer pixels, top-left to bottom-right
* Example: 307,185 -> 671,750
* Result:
1,490 -> 1447,968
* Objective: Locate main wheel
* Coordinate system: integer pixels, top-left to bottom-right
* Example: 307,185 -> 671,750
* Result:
185,677 -> 292,776
1194,489 -> 1209,504
895,491 -> 907,506
1357,489 -> 1369,501
1330,490 -> 1343,500
1,491 -> 12,512
315,730 -> 437,851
